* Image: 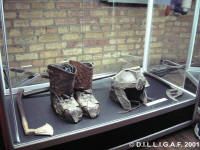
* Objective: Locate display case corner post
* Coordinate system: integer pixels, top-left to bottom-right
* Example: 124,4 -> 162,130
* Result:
185,0 -> 200,71
193,81 -> 200,122
0,69 -> 13,150
0,0 -> 20,144
0,0 -> 6,93
143,0 -> 154,72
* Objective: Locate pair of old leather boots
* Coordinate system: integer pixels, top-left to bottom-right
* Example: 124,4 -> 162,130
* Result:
48,60 -> 100,123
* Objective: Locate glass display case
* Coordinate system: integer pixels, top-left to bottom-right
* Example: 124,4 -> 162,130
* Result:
0,0 -> 198,149
184,0 -> 200,93
147,1 -> 196,88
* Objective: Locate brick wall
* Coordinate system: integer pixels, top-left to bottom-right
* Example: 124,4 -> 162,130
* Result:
193,19 -> 200,66
2,0 -> 199,80
150,10 -> 194,64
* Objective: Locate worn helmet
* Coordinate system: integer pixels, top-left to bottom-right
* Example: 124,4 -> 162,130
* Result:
110,67 -> 147,111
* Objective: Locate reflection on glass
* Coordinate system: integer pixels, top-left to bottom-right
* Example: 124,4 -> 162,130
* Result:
3,0 -> 147,88
149,2 -> 194,87
192,16 -> 200,67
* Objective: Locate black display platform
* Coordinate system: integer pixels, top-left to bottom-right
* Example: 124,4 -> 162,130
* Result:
185,71 -> 200,93
4,74 -> 196,150
185,77 -> 197,93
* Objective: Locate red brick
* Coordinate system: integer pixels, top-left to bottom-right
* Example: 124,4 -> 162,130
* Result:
67,41 -> 83,48
80,18 -> 99,24
68,10 -> 85,17
56,2 -> 80,9
83,39 -> 108,47
32,60 -> 44,67
46,27 -> 58,33
55,18 -> 78,25
5,3 -> 30,10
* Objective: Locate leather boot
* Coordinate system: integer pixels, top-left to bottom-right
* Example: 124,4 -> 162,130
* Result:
48,63 -> 83,123
69,60 -> 100,118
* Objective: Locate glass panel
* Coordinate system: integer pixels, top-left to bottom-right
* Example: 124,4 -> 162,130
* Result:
0,4 -> 12,90
5,0 -> 83,87
191,15 -> 200,67
148,2 -> 194,87
0,16 -> 6,88
3,0 -> 147,88
81,1 -> 147,74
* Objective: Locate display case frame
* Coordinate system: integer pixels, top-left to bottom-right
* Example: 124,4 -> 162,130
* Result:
0,0 -> 199,149
184,0 -> 200,92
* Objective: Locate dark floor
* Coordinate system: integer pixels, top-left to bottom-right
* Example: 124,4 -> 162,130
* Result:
137,113 -> 200,150
139,127 -> 199,150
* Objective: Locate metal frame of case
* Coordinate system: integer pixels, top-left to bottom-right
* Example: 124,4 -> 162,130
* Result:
185,0 -> 200,89
0,0 -> 199,149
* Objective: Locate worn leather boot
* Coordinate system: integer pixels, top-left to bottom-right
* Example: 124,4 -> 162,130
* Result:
69,60 -> 100,118
48,63 -> 83,123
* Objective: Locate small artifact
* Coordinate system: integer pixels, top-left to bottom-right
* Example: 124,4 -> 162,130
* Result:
110,67 -> 148,111
16,89 -> 54,136
166,88 -> 183,101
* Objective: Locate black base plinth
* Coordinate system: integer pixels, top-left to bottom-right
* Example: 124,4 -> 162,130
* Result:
3,74 -> 195,150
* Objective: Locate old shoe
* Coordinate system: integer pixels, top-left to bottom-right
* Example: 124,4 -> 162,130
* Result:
48,63 -> 83,123
69,60 -> 100,118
